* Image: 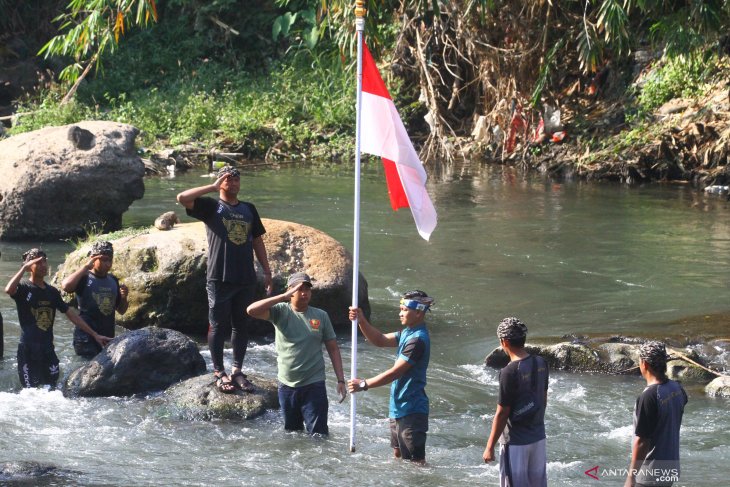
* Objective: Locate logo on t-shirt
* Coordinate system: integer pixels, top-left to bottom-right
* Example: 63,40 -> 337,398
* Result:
32,301 -> 54,331
93,289 -> 116,316
309,319 -> 321,331
222,217 -> 251,245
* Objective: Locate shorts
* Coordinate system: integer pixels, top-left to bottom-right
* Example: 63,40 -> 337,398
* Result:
278,380 -> 329,435
390,413 -> 428,461
499,438 -> 547,487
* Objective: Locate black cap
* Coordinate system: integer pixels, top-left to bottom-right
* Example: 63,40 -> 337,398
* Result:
287,272 -> 312,288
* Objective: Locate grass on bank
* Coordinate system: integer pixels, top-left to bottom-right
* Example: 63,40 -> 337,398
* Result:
10,23 -> 358,160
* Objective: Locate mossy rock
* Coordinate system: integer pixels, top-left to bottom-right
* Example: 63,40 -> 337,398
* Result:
163,373 -> 279,420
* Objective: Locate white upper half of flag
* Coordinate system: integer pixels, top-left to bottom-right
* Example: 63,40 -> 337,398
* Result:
360,91 -> 437,240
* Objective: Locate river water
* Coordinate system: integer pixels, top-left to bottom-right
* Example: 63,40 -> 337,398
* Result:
1,162 -> 729,486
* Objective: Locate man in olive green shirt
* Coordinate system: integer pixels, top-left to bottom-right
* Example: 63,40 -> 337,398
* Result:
248,272 -> 346,435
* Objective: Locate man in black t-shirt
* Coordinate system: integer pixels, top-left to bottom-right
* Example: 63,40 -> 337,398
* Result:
177,165 -> 273,393
483,317 -> 548,487
62,241 -> 129,358
626,341 -> 687,487
4,248 -> 111,388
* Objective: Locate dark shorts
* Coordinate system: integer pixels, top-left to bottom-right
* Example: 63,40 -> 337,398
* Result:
278,381 -> 329,436
390,413 -> 428,461
205,281 -> 255,329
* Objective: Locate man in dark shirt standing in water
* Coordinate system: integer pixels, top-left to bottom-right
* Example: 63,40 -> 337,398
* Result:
483,317 -> 549,487
625,341 -> 687,487
177,165 -> 272,393
62,240 -> 129,358
5,248 -> 111,388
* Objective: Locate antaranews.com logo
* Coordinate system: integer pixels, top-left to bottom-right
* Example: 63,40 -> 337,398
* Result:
584,465 -> 680,483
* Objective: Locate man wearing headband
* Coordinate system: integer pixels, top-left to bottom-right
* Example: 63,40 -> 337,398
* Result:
348,290 -> 433,463
4,249 -> 111,388
625,341 -> 687,487
177,165 -> 272,393
247,272 -> 346,435
483,317 -> 549,487
62,240 -> 129,358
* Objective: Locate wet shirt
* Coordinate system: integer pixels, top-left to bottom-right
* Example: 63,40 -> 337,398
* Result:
71,273 -> 121,342
11,281 -> 68,349
633,379 -> 688,486
498,354 -> 549,446
269,303 -> 336,388
390,324 -> 430,419
187,197 -> 265,284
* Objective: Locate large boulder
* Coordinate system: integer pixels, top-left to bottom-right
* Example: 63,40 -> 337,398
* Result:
163,373 -> 278,420
54,219 -> 370,335
63,327 -> 207,397
0,121 -> 145,240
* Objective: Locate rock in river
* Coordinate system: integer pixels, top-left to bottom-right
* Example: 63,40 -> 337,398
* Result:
0,121 -> 145,240
163,373 -> 279,420
63,327 -> 206,397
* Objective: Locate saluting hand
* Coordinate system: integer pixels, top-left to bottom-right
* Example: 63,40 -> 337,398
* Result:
212,173 -> 230,191
23,256 -> 45,273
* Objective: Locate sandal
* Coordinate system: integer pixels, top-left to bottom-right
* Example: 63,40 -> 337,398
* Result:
214,372 -> 236,394
230,371 -> 254,393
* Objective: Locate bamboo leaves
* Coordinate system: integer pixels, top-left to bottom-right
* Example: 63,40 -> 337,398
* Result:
39,0 -> 160,103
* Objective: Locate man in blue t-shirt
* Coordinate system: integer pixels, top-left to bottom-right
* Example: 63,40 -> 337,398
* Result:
483,317 -> 549,487
4,248 -> 111,388
62,241 -> 129,358
626,341 -> 687,487
177,165 -> 273,393
348,290 -> 433,463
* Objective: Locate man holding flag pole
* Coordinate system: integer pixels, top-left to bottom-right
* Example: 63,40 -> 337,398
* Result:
349,0 -> 438,453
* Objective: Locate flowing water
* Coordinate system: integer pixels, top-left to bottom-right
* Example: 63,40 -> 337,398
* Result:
1,162 -> 729,486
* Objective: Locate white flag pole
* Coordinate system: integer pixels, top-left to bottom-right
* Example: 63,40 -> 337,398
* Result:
350,0 -> 366,453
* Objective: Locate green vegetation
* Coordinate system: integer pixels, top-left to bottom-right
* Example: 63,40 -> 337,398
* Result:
13,20 -> 357,158
69,225 -> 149,251
3,0 -> 729,172
630,56 -> 721,121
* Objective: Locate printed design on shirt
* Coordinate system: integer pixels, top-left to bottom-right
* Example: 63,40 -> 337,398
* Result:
31,301 -> 54,331
222,217 -> 251,245
309,319 -> 321,331
93,288 -> 116,316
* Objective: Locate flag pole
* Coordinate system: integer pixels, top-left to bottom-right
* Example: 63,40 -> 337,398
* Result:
350,0 -> 366,453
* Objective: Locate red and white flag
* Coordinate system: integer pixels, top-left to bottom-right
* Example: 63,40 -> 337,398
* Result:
360,42 -> 437,241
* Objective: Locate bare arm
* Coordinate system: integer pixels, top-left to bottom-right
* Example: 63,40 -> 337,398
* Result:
324,339 -> 347,401
252,236 -> 272,295
61,256 -> 96,292
624,436 -> 652,487
65,308 -> 112,348
483,404 -> 511,462
348,307 -> 398,348
176,174 -> 228,209
348,358 -> 413,393
4,258 -> 39,296
247,284 -> 301,320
